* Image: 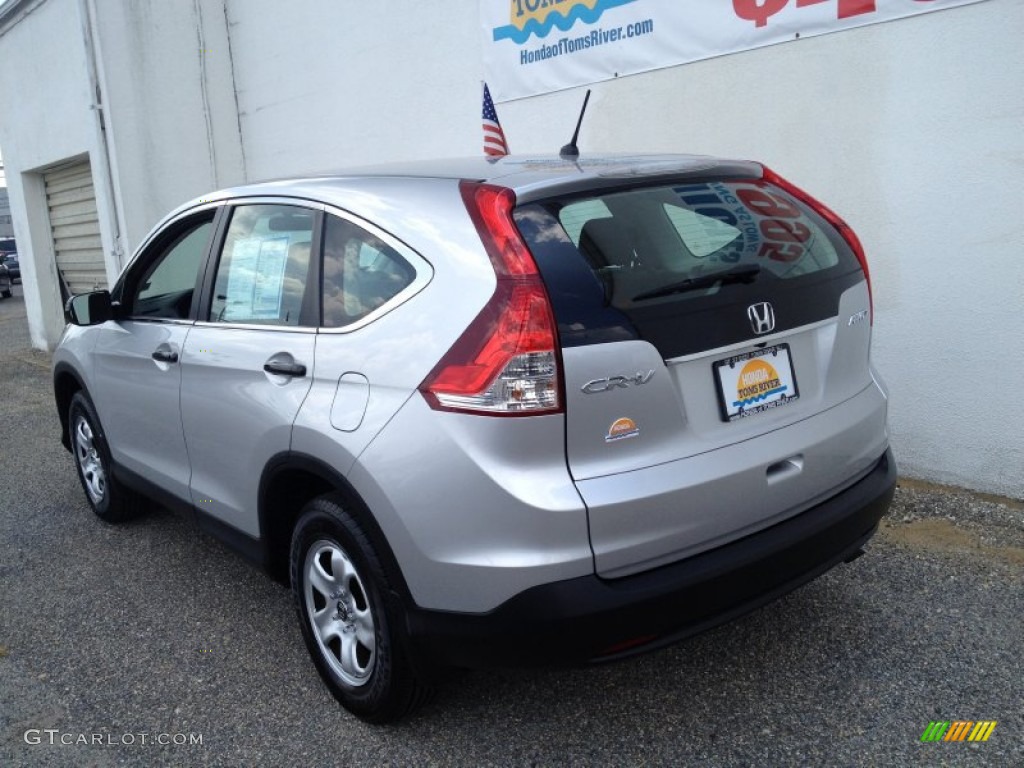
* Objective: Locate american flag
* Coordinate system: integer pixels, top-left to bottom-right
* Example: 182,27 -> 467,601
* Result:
482,83 -> 510,157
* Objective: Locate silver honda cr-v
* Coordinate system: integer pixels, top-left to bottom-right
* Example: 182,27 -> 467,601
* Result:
53,154 -> 895,722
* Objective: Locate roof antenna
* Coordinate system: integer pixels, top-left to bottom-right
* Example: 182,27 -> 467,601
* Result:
559,89 -> 591,160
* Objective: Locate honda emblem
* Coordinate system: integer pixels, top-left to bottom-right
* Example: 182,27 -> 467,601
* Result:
747,302 -> 775,335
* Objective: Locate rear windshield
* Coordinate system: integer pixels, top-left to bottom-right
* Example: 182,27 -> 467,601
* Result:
515,179 -> 864,358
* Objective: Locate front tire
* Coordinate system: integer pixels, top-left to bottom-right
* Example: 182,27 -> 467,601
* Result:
68,391 -> 142,522
290,495 -> 432,723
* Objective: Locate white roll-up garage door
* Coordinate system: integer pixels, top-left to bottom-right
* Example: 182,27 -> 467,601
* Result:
44,159 -> 107,297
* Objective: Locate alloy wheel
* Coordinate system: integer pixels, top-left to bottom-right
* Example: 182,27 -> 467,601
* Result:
73,416 -> 106,506
303,539 -> 376,687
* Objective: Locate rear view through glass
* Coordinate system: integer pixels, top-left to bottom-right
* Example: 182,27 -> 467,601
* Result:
515,179 -> 865,359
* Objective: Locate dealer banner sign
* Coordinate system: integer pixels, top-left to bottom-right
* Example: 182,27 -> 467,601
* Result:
482,0 -> 989,101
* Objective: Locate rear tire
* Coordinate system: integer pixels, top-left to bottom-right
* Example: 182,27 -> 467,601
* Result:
290,495 -> 432,723
68,391 -> 143,522
1,289 -> 11,298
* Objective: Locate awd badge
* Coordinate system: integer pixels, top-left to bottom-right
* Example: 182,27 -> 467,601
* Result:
605,417 -> 640,443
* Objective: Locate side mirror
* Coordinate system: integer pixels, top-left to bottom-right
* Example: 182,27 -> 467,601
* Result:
65,290 -> 114,326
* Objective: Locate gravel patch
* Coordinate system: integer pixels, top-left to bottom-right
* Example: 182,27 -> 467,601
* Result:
886,479 -> 1024,554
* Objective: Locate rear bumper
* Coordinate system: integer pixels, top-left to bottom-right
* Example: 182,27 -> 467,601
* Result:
406,447 -> 896,668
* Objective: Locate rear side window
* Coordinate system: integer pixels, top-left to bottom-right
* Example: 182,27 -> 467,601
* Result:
321,214 -> 416,327
515,179 -> 863,357
209,204 -> 316,326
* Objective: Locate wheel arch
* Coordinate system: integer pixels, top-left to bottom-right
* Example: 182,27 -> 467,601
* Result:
258,452 -> 413,604
53,362 -> 88,452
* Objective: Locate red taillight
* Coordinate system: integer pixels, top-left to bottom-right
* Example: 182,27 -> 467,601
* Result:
419,182 -> 563,415
761,166 -> 873,323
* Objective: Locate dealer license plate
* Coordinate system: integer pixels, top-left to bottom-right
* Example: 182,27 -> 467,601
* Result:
713,344 -> 799,422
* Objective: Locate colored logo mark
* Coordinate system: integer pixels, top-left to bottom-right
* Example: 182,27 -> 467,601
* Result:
732,358 -> 786,408
493,0 -> 637,44
920,721 -> 997,743
605,417 -> 640,443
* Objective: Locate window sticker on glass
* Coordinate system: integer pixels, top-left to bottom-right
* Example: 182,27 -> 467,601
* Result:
252,237 -> 289,317
222,237 -> 290,321
222,238 -> 257,320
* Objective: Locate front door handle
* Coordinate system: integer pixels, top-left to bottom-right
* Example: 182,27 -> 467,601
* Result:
263,360 -> 307,377
151,346 -> 179,364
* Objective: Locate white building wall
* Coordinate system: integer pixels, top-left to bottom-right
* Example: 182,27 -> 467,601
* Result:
0,0 -> 1019,497
91,0 -> 246,249
0,0 -> 116,347
222,0 -> 483,180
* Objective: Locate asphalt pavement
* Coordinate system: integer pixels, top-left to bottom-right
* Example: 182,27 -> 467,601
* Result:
1,284 -> 1021,767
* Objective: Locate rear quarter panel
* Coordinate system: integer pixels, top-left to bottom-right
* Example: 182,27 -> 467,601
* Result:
291,177 -> 498,472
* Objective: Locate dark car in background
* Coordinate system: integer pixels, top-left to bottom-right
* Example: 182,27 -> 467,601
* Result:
1,253 -> 19,282
0,261 -> 12,298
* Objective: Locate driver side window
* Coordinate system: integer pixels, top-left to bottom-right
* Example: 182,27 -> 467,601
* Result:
128,215 -> 214,319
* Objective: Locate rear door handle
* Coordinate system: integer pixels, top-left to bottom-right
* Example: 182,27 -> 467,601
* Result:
263,361 -> 307,377
151,346 -> 179,364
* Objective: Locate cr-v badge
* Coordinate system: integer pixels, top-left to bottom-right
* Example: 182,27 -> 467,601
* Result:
582,370 -> 655,394
747,302 -> 775,335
